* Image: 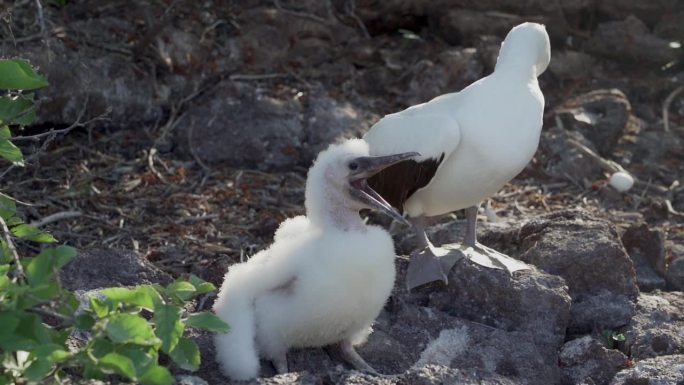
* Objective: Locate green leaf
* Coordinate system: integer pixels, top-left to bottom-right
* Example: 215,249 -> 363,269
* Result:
189,274 -> 216,294
105,314 -> 159,346
88,338 -> 113,360
21,246 -> 76,287
0,194 -> 17,220
0,95 -> 36,126
98,352 -> 137,380
89,296 -> 115,318
0,136 -> 23,166
75,314 -> 95,330
29,343 -> 70,363
117,345 -> 156,375
83,363 -> 106,380
0,275 -> 8,291
167,280 -> 196,301
52,245 -> 76,268
154,304 -> 183,354
1,313 -> 51,351
139,365 -> 174,385
100,286 -> 162,310
0,312 -> 20,340
186,312 -> 230,333
24,357 -> 53,382
30,282 -> 60,301
11,223 -> 56,243
0,374 -> 11,385
168,337 -> 200,371
0,59 -> 49,90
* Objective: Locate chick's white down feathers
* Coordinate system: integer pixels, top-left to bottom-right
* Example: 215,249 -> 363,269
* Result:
213,139 -> 397,380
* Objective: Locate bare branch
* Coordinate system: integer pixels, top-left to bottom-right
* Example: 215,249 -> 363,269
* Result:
662,84 -> 684,133
30,211 -> 82,228
273,0 -> 329,24
229,73 -> 289,81
0,215 -> 24,280
13,110 -> 109,142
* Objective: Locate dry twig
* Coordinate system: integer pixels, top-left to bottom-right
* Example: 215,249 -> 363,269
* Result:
662,84 -> 684,133
0,215 -> 24,280
30,210 -> 82,227
273,0 -> 329,24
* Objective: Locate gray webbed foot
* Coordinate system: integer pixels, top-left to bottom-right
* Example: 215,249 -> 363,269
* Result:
406,246 -> 464,290
462,243 -> 530,273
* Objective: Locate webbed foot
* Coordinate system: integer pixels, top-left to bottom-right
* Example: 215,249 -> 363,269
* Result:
406,246 -> 464,290
462,243 -> 530,273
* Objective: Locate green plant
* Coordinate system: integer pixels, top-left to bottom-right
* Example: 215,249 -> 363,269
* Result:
601,330 -> 626,349
0,59 -> 229,384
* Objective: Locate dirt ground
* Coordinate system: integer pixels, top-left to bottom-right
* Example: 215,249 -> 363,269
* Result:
1,0 -> 683,287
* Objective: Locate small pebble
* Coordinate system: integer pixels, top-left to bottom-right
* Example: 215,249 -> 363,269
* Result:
609,171 -> 634,192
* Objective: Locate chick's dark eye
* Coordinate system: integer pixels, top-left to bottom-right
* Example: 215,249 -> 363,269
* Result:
348,162 -> 358,171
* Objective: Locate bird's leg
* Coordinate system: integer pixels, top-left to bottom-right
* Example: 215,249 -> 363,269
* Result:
460,205 -> 530,273
406,216 -> 462,290
464,205 -> 478,246
337,340 -> 377,374
272,351 -> 288,374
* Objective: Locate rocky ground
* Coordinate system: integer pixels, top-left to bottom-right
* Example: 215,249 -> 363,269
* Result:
2,0 -> 684,384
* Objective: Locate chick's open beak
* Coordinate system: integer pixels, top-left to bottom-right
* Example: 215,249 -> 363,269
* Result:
349,151 -> 420,226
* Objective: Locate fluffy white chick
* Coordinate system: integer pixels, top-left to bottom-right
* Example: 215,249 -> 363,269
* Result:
213,139 -> 418,380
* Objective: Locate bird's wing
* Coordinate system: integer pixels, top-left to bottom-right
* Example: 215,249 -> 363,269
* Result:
363,111 -> 461,212
364,110 -> 461,162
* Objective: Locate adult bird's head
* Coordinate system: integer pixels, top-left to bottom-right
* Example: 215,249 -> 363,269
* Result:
495,22 -> 551,77
305,139 -> 419,229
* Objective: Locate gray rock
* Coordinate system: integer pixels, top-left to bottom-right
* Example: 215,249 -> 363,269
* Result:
666,244 -> 684,291
622,224 -> 667,292
595,0 -> 680,26
541,126 -> 604,185
654,11 -> 684,40
59,249 -> 172,291
548,50 -> 597,80
414,259 -> 571,348
518,210 -> 638,334
609,354 -> 684,385
559,335 -> 628,385
197,253 -> 568,385
555,89 -> 632,156
570,291 -> 636,337
586,16 -> 679,66
3,18 -> 166,129
301,91 -> 372,162
622,225 -> 667,276
432,9 -> 538,46
623,292 -> 684,360
176,375 -> 209,385
177,82 -> 368,170
179,82 -> 304,170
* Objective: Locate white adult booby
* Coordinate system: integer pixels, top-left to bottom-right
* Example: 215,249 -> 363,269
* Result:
364,22 -> 550,289
213,139 -> 418,381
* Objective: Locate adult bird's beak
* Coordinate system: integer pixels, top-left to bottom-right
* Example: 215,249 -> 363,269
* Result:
349,152 -> 420,226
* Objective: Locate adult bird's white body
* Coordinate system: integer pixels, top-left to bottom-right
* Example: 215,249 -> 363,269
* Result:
213,139 -> 418,381
364,22 -> 550,289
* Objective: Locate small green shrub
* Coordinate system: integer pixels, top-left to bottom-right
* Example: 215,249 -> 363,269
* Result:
0,59 -> 229,385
